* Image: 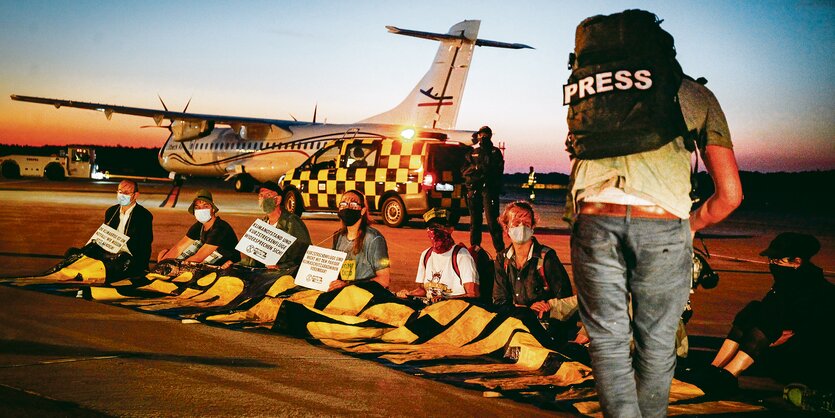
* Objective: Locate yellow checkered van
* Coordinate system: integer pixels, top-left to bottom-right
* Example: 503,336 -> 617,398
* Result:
279,137 -> 469,228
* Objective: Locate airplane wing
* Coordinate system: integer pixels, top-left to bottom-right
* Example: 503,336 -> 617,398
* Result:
386,25 -> 533,49
10,94 -> 300,138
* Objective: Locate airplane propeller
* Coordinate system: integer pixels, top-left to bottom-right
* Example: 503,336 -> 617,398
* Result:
140,96 -> 196,160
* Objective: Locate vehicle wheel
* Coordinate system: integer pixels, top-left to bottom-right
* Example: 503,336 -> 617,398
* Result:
234,175 -> 254,192
1,161 -> 21,179
283,189 -> 304,216
44,163 -> 66,181
381,196 -> 408,228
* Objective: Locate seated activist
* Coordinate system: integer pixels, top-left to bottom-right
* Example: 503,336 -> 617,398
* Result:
396,208 -> 478,303
64,179 -> 154,281
157,189 -> 240,266
328,190 -> 391,291
104,180 -> 154,277
694,232 -> 834,395
226,181 -> 311,276
492,201 -> 579,346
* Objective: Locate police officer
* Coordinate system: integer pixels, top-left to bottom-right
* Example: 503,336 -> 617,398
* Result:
462,126 -> 505,255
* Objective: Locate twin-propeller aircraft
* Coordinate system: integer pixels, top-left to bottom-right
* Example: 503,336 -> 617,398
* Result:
12,20 -> 531,191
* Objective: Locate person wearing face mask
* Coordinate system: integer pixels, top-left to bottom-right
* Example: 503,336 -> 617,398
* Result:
101,179 -> 153,277
396,208 -> 478,303
461,125 -> 505,255
233,181 -> 310,275
492,201 -> 578,346
693,232 -> 834,395
157,189 -> 239,265
329,190 -> 390,291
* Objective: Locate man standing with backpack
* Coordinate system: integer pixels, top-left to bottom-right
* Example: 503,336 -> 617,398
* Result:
564,10 -> 742,417
463,126 -> 506,255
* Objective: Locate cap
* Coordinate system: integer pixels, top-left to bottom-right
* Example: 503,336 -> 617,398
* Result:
423,208 -> 451,227
188,189 -> 219,214
478,126 -> 492,137
759,232 -> 820,260
259,181 -> 282,195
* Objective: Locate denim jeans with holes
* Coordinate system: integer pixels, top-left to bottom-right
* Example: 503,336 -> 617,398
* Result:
571,212 -> 692,418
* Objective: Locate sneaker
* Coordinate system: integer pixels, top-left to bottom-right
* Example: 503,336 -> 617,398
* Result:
783,383 -> 834,413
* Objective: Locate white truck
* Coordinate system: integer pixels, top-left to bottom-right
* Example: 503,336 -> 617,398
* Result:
0,146 -> 96,180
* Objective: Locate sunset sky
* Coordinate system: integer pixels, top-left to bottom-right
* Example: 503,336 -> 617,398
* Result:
1,0 -> 832,174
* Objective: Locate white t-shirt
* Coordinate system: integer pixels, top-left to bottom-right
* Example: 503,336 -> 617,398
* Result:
415,246 -> 478,299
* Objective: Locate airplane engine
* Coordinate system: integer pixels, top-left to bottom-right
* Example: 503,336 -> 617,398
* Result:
172,120 -> 214,141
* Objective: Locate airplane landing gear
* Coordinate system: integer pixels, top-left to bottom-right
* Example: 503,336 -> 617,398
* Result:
234,174 -> 254,193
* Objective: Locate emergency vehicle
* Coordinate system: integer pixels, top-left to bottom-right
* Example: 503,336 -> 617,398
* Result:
0,146 -> 97,180
280,136 -> 469,228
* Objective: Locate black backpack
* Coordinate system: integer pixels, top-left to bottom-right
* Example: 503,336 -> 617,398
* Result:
563,9 -> 694,159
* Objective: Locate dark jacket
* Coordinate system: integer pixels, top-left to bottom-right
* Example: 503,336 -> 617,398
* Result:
105,203 -> 153,276
462,138 -> 504,195
492,237 -> 572,307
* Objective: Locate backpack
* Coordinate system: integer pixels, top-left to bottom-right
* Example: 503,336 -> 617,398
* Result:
422,244 -> 470,283
563,9 -> 694,159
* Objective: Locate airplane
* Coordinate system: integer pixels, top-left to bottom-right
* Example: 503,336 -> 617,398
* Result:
11,20 -> 532,192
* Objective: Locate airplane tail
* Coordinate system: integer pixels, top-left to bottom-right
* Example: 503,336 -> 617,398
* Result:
360,20 -> 532,130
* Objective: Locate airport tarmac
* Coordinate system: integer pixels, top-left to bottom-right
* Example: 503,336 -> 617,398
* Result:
0,177 -> 833,416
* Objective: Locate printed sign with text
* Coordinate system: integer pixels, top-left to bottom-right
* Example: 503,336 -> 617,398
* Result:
87,223 -> 130,254
294,245 -> 348,291
235,219 -> 297,265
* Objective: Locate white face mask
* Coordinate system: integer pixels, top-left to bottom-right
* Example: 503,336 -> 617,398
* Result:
508,225 -> 534,244
194,208 -> 213,224
117,193 -> 132,206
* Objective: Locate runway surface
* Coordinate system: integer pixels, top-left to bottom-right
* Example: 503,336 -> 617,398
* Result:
0,177 -> 832,416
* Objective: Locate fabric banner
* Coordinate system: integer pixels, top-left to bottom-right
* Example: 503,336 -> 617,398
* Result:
0,254 -> 767,416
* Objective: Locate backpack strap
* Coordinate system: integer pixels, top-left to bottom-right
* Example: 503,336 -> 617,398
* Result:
450,244 -> 466,283
536,247 -> 553,292
421,248 -> 433,270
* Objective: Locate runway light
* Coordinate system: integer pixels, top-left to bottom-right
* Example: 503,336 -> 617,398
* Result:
400,128 -> 415,140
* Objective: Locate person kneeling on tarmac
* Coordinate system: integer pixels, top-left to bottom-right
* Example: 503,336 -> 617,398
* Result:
396,208 -> 479,303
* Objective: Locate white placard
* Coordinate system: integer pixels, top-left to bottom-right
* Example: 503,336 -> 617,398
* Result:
294,245 -> 348,291
87,223 -> 130,254
235,219 -> 297,266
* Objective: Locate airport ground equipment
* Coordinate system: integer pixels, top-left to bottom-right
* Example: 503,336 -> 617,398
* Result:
0,146 -> 97,180
281,136 -> 469,228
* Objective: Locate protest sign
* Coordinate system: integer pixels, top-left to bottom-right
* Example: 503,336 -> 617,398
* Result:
87,223 -> 129,254
235,219 -> 297,265
294,245 -> 347,291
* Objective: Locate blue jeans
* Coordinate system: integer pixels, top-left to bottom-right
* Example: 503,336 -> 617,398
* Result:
571,212 -> 692,418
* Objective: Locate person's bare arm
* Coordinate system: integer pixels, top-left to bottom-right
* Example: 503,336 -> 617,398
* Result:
158,236 -> 194,261
185,243 -> 219,263
372,267 -> 391,289
690,145 -> 743,233
462,282 -> 477,298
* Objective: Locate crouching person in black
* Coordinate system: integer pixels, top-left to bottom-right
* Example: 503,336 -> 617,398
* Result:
700,232 -> 834,395
492,201 -> 579,348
